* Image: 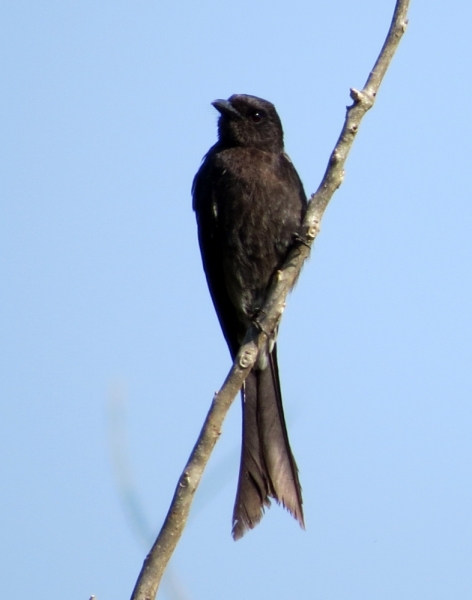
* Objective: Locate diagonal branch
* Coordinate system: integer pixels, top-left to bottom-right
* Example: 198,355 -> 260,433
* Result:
130,1 -> 410,598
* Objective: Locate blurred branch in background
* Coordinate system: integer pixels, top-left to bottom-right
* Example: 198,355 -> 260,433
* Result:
107,383 -> 154,547
107,383 -> 192,600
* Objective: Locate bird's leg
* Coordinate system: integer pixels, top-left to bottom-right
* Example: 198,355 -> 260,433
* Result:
251,308 -> 279,350
251,308 -> 269,335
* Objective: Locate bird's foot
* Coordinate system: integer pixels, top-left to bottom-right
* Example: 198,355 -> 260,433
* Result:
292,231 -> 311,249
251,309 -> 270,336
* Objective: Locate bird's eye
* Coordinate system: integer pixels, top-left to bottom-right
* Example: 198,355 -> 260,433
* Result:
249,110 -> 264,123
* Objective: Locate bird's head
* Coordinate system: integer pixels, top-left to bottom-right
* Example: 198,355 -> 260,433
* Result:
212,94 -> 284,152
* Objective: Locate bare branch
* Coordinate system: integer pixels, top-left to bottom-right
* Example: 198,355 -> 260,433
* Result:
130,2 -> 410,598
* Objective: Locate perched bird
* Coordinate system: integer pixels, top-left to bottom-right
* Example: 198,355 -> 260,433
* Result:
192,94 -> 307,539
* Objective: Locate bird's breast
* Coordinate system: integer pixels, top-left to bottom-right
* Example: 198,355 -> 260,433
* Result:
211,147 -> 303,320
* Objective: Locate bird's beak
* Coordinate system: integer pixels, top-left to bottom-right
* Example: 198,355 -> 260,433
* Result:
212,99 -> 243,120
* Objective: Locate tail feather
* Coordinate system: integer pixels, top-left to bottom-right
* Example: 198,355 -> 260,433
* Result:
232,345 -> 304,540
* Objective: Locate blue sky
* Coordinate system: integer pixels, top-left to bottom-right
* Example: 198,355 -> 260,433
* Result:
1,1 -> 471,599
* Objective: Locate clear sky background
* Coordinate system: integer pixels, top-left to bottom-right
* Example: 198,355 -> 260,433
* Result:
1,1 -> 471,599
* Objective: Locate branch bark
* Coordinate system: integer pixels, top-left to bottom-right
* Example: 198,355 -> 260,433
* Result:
130,2 -> 410,598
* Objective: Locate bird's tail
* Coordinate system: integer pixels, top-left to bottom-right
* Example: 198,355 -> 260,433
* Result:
232,345 -> 304,540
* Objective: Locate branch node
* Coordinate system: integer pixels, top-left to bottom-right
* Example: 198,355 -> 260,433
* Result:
306,220 -> 320,241
330,148 -> 342,164
179,472 -> 190,488
350,87 -> 363,103
238,343 -> 258,369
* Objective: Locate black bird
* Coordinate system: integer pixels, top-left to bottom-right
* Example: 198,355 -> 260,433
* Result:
192,94 -> 307,539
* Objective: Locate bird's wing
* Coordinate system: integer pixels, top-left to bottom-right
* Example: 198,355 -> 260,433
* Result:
192,152 -> 244,358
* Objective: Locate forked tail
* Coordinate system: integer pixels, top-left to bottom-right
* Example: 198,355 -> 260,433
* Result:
232,346 -> 304,539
